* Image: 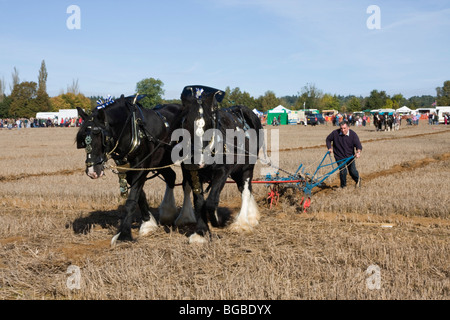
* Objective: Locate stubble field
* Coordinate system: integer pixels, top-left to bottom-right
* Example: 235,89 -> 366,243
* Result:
0,121 -> 449,300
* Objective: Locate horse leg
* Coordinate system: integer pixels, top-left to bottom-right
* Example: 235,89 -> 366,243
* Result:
157,168 -> 179,226
138,189 -> 158,237
174,179 -> 197,228
204,170 -> 229,228
183,168 -> 208,244
188,186 -> 210,244
111,172 -> 147,245
230,167 -> 260,232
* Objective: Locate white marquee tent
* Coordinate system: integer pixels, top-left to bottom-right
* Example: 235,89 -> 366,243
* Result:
268,105 -> 291,113
396,106 -> 412,114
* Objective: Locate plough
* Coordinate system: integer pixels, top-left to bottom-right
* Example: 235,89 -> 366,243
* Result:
252,151 -> 354,212
117,151 -> 354,213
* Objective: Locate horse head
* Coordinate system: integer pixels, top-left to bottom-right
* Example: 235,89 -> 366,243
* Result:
180,85 -> 225,167
181,85 -> 225,128
76,106 -> 112,179
76,95 -> 135,179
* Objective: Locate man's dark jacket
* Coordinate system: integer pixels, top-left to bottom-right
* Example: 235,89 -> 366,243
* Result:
326,129 -> 362,160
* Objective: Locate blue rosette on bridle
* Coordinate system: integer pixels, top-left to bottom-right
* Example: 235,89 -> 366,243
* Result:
96,95 -> 115,109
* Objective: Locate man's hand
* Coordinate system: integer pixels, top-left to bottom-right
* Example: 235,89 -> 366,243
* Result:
355,150 -> 361,158
328,148 -> 333,154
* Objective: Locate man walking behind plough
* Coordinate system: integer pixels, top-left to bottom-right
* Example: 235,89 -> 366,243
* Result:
326,120 -> 362,188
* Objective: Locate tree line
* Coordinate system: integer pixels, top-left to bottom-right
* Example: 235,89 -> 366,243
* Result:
0,62 -> 91,118
217,82 -> 450,113
1,61 -> 449,118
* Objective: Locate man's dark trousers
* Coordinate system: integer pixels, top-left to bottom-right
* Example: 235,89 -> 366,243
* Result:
339,159 -> 359,188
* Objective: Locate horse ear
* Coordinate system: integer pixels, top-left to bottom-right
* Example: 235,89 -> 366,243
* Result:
97,107 -> 106,123
77,107 -> 88,121
214,90 -> 225,103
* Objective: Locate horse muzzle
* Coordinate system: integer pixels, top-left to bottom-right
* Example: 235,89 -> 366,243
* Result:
86,162 -> 105,179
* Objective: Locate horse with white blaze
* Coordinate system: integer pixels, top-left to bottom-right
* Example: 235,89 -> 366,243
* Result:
174,85 -> 264,243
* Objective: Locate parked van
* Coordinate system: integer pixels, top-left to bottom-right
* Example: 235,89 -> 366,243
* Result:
436,106 -> 450,124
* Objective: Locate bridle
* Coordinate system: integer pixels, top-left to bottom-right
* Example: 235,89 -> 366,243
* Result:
82,96 -> 174,172
83,121 -> 115,168
181,87 -> 224,170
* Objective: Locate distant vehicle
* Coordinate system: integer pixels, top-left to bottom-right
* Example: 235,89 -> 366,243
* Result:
306,114 -> 318,126
436,106 -> 450,124
294,109 -> 320,125
322,109 -> 338,118
316,114 -> 325,124
415,108 -> 436,115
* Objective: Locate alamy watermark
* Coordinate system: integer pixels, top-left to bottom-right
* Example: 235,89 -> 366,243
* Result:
170,128 -> 279,176
66,265 -> 81,290
366,264 -> 381,290
366,5 -> 381,30
66,5 -> 81,30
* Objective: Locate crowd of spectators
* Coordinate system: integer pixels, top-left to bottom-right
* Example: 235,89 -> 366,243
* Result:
330,113 -> 371,127
0,117 -> 82,129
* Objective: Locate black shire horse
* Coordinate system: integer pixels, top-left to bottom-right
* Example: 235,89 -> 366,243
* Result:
373,112 -> 385,131
385,114 -> 394,131
374,112 -> 394,131
175,85 -> 264,243
76,95 -> 196,245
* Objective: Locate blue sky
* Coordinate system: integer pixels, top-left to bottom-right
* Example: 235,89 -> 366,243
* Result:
0,0 -> 449,100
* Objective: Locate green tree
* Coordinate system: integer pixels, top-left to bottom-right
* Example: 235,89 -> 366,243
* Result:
407,95 -> 435,109
221,86 -> 257,109
346,96 -> 362,112
135,78 -> 165,109
9,81 -> 38,118
0,95 -> 12,117
220,86 -> 236,109
280,95 -> 298,108
436,80 -> 450,106
295,83 -> 323,110
383,99 -> 394,109
50,95 -> 71,110
35,60 -> 51,112
38,60 -> 48,93
320,94 -> 341,111
50,92 -> 91,111
365,90 -> 388,110
162,98 -> 182,105
257,90 -> 280,112
391,94 -> 405,109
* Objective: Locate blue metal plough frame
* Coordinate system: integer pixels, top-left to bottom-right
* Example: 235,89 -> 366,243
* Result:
253,151 -> 354,211
300,151 -> 354,196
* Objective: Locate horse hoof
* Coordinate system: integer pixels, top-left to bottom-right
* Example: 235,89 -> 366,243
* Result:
111,232 -> 121,247
229,221 -> 253,233
139,218 -> 158,236
247,217 -> 259,228
189,233 -> 207,244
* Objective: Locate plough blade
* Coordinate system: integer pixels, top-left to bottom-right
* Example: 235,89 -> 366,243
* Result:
300,196 -> 311,213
